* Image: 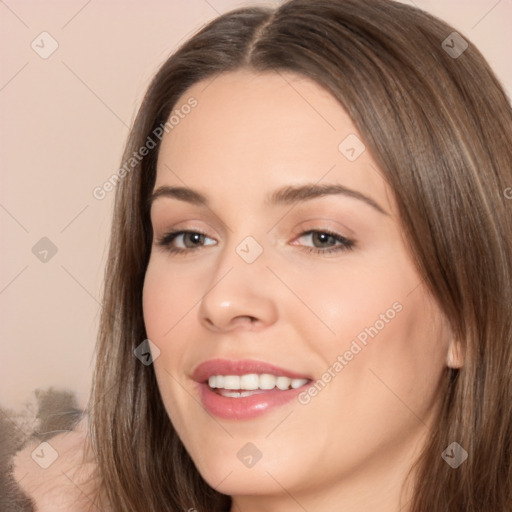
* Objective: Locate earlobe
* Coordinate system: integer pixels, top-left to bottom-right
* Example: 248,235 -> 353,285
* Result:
447,339 -> 464,369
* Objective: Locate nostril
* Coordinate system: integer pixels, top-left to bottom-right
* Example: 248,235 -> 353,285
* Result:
232,315 -> 257,325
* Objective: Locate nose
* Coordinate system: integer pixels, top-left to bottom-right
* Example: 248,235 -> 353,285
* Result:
197,245 -> 279,333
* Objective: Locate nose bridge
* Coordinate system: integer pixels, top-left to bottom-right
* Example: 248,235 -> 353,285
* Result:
197,231 -> 278,331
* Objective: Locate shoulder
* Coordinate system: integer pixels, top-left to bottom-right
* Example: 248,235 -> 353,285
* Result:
12,416 -> 102,512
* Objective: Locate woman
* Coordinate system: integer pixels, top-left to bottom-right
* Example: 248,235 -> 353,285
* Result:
12,0 -> 512,510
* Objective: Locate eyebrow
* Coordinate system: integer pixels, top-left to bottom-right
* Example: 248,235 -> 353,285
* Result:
148,183 -> 388,215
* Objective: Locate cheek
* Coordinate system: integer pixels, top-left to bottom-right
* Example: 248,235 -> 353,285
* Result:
142,267 -> 168,338
296,255 -> 449,425
319,286 -> 448,433
142,257 -> 207,401
142,263 -> 191,431
289,252 -> 413,350
142,258 -> 197,338
289,296 -> 449,474
142,262 -> 186,395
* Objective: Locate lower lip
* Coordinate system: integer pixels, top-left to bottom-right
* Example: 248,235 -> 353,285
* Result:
197,382 -> 308,420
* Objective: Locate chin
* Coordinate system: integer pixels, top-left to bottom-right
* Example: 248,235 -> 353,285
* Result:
184,437 -> 305,497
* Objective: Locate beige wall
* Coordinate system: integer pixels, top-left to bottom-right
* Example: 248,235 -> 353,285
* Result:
1,0 -> 511,412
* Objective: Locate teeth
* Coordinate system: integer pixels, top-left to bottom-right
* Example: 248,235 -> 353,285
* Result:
259,374 -> 276,389
222,375 -> 240,389
276,376 -> 292,390
208,374 -> 308,391
240,374 -> 259,390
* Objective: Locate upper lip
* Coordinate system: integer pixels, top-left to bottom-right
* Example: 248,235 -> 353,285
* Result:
192,358 -> 312,383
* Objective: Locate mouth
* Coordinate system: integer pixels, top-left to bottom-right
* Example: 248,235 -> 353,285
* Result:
192,359 -> 313,420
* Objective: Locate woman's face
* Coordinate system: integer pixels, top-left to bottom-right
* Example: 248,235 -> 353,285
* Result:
143,70 -> 456,508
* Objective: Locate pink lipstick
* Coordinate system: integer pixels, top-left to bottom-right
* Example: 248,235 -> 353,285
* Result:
192,358 -> 312,420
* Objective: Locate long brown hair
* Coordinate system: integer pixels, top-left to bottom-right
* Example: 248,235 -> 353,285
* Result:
87,1 -> 512,510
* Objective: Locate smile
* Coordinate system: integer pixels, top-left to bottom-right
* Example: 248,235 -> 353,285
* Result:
193,359 -> 312,420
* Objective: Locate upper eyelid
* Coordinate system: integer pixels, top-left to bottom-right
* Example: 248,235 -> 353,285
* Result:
150,209 -> 228,237
155,216 -> 353,237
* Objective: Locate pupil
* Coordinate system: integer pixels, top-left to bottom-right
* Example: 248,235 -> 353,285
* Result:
187,233 -> 203,247
314,232 -> 333,247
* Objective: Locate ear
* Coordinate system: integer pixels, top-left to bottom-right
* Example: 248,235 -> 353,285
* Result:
446,338 -> 464,369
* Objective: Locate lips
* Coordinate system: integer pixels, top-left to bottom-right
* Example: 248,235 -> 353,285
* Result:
191,358 -> 313,420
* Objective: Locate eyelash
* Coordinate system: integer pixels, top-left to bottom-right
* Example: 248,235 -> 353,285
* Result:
156,229 -> 355,256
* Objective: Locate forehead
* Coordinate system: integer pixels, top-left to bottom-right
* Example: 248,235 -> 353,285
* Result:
158,69 -> 348,165
154,70 -> 392,214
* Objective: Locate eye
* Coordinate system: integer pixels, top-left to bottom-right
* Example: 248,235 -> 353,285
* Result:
156,228 -> 355,256
156,230 -> 216,254
292,229 -> 355,254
